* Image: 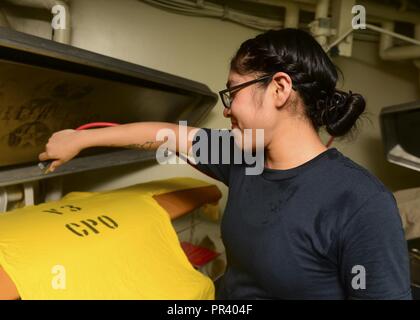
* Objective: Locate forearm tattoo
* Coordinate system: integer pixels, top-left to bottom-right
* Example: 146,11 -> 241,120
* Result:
122,141 -> 155,150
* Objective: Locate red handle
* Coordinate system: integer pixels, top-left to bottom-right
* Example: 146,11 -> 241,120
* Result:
75,122 -> 120,130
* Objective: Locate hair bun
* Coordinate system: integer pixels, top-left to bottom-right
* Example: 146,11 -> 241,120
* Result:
322,89 -> 365,137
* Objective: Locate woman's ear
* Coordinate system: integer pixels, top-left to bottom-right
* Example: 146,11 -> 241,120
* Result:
272,72 -> 293,108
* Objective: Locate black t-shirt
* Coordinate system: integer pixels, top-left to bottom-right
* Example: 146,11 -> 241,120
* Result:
191,128 -> 412,300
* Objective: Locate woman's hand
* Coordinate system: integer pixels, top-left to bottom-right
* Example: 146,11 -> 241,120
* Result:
38,129 -> 84,172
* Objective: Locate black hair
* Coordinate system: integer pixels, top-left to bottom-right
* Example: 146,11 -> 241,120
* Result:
230,28 -> 366,137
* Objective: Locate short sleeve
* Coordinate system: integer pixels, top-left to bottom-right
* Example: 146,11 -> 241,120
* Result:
339,191 -> 412,300
190,128 -> 236,186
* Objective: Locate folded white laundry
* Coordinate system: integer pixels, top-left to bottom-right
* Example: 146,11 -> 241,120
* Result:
394,186 -> 420,240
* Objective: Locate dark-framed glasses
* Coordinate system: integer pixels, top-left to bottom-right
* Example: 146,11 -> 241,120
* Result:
219,73 -> 274,109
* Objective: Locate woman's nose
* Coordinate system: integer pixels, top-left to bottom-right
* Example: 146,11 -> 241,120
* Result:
223,107 -> 231,118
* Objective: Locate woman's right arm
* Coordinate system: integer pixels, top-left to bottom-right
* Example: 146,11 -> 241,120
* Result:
38,122 -> 200,172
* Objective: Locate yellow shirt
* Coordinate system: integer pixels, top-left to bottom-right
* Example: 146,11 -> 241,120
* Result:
0,177 -> 215,300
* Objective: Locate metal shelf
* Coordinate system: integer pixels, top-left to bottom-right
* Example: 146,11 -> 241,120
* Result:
0,27 -> 217,183
0,149 -> 156,187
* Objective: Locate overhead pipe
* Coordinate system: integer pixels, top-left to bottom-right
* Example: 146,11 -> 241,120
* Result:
246,0 -> 417,52
328,0 -> 355,57
315,0 -> 329,19
43,177 -> 63,203
309,0 -> 334,48
240,0 -> 420,27
0,9 -> 11,27
328,22 -> 420,61
283,3 -> 299,29
378,21 -> 396,60
358,0 -> 420,25
51,0 -> 71,44
23,182 -> 35,206
377,22 -> 420,61
0,186 -> 24,213
413,24 -> 420,89
241,0 -> 314,13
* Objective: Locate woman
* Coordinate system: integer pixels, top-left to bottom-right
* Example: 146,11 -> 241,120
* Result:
39,28 -> 412,300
